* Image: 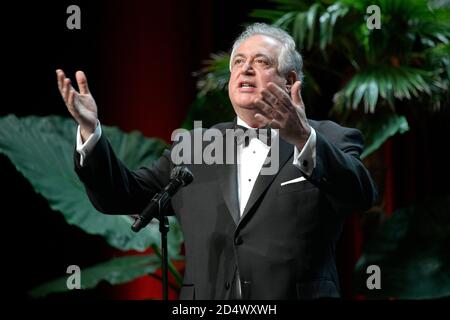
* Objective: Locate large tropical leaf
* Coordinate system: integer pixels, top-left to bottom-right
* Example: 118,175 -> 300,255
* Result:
252,0 -> 353,52
334,66 -> 432,113
0,115 -> 183,255
194,53 -> 230,97
354,195 -> 450,299
29,255 -> 161,298
183,53 -> 234,129
357,112 -> 409,159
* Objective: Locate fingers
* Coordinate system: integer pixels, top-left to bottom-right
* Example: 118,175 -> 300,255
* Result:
63,78 -> 72,104
254,98 -> 284,122
57,69 -> 75,115
75,70 -> 90,95
254,113 -> 271,126
261,89 -> 277,106
255,82 -> 300,129
266,82 -> 292,109
67,88 -> 75,112
56,69 -> 90,99
56,69 -> 67,94
63,78 -> 75,104
56,69 -> 75,104
254,113 -> 281,129
261,90 -> 289,114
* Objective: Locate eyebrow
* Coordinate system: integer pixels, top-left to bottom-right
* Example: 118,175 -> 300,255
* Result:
232,53 -> 272,61
233,53 -> 246,60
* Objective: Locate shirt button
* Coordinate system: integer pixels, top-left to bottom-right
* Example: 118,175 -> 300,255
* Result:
235,236 -> 243,246
302,159 -> 308,167
225,281 -> 230,290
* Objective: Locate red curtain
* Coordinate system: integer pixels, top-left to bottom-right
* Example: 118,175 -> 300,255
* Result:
98,0 -> 212,140
95,0 -> 211,299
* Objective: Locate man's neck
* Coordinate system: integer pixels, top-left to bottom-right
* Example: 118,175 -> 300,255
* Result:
237,116 -> 278,140
237,117 -> 253,129
237,115 -> 263,128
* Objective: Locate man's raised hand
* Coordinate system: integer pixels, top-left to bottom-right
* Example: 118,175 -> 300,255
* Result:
56,69 -> 98,141
253,81 -> 311,149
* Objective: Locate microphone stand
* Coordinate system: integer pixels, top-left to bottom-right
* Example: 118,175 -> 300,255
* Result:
153,194 -> 171,301
159,215 -> 170,301
132,166 -> 194,300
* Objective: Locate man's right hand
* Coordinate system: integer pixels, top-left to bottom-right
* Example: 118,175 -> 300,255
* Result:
56,69 -> 98,141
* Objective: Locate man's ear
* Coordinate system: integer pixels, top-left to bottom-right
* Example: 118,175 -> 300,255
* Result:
285,71 -> 298,93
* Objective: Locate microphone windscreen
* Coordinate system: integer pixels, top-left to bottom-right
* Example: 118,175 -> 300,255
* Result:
170,166 -> 194,186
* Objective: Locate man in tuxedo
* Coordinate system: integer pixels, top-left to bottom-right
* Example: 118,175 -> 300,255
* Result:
56,23 -> 377,299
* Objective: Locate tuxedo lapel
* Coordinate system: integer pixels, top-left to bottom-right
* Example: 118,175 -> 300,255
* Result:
217,162 -> 240,225
239,137 -> 293,224
217,121 -> 240,225
215,120 -> 295,226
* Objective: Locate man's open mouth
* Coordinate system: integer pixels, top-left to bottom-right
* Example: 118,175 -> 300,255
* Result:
239,81 -> 256,88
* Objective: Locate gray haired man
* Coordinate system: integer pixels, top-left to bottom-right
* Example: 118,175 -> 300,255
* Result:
57,23 -> 377,299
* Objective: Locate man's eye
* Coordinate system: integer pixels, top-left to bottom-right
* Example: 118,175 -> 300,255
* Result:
256,59 -> 269,65
234,58 -> 244,65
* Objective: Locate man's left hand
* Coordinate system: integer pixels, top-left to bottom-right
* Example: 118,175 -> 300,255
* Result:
253,81 -> 311,149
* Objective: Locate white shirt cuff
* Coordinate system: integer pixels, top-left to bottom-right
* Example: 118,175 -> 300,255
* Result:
293,127 -> 316,177
76,120 -> 102,167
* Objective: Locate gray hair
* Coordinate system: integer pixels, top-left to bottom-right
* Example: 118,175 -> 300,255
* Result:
229,23 -> 303,81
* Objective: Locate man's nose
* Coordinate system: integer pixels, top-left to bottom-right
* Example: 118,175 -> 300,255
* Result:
242,62 -> 254,74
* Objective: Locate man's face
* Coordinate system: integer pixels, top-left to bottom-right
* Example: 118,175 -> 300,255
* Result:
228,35 -> 287,118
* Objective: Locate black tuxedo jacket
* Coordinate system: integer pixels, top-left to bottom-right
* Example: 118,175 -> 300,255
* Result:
74,119 -> 377,300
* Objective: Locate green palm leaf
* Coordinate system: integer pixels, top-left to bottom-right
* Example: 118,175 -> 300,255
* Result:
356,112 -> 409,160
194,53 -> 230,97
334,66 -> 432,113
29,255 -> 161,298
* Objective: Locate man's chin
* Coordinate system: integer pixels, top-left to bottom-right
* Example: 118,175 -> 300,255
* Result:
234,99 -> 257,110
238,104 -> 256,110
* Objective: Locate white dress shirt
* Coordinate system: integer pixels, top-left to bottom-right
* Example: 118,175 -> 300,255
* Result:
76,118 -> 317,216
76,120 -> 102,166
235,117 -> 316,215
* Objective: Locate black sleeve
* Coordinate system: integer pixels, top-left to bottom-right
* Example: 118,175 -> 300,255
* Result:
74,134 -> 173,215
308,126 -> 378,213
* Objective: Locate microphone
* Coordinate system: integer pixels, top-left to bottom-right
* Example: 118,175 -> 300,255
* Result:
131,166 -> 194,232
